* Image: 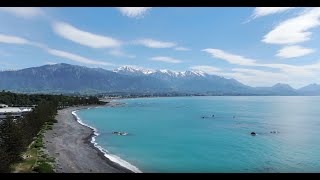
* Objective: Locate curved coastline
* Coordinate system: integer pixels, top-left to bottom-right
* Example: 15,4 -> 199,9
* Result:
43,102 -> 137,173
72,108 -> 142,173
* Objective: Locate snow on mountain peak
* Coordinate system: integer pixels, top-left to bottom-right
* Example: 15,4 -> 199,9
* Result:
114,66 -> 208,77
158,69 -> 179,76
193,70 -> 207,76
114,66 -> 155,75
180,70 -> 207,77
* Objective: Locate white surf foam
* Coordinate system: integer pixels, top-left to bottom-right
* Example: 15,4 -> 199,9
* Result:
72,109 -> 142,173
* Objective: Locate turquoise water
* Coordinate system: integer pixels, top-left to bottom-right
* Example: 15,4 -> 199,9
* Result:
76,96 -> 320,173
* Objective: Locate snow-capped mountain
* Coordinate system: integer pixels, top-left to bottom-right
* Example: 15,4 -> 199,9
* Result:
113,66 -> 155,76
114,66 -> 208,79
179,70 -> 208,78
0,63 -> 170,93
2,63 -> 316,95
111,66 -> 251,93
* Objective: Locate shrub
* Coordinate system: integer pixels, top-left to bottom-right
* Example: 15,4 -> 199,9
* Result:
46,125 -> 53,130
33,162 -> 54,173
47,157 -> 55,163
32,138 -> 43,149
47,122 -> 54,126
32,142 -> 43,149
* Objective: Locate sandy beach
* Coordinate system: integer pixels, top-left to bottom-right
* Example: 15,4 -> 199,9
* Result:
43,103 -> 132,173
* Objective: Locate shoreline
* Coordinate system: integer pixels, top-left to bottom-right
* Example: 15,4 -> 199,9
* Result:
71,105 -> 142,173
43,102 -> 136,173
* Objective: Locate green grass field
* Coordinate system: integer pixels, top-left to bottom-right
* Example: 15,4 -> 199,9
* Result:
12,122 -> 56,173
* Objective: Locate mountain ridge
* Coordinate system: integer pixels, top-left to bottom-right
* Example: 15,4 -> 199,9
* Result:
0,63 -> 318,95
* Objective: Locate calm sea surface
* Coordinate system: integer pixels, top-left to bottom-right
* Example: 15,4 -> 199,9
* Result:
75,96 -> 320,172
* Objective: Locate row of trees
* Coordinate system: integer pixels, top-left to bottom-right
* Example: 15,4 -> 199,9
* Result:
0,101 -> 57,172
0,91 -> 105,172
0,90 -> 103,107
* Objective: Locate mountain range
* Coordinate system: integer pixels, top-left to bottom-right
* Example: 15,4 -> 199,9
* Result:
0,63 -> 319,95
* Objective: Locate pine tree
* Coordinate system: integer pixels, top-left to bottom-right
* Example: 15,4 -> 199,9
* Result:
0,115 -> 24,172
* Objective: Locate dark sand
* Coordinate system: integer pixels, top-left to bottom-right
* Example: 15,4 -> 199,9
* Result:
43,103 -> 132,173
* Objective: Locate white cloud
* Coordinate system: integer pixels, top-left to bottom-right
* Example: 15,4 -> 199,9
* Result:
52,21 -> 121,48
229,69 -> 289,87
303,62 -> 320,70
45,61 -> 58,65
0,34 -> 29,44
189,65 -> 288,86
135,38 -> 176,48
204,48 -> 311,71
252,7 -> 296,18
116,7 -> 152,18
47,48 -> 114,66
202,48 -> 315,71
0,7 -> 43,18
232,68 -> 286,79
202,48 -> 320,87
0,33 -> 118,67
0,34 -> 49,50
28,42 -> 48,49
190,65 -> 221,74
190,65 -> 289,86
109,49 -> 135,58
276,45 -> 315,58
175,47 -> 191,51
150,56 -> 182,63
281,65 -> 315,76
230,68 -> 320,88
263,8 -> 320,44
202,48 -> 257,66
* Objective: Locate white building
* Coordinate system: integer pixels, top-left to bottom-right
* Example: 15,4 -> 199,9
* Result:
0,107 -> 33,119
0,104 -> 9,108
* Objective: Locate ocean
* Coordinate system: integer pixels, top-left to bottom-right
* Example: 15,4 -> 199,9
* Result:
74,96 -> 320,173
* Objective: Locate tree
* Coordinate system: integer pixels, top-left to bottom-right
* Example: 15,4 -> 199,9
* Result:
0,115 -> 24,172
0,91 -> 103,172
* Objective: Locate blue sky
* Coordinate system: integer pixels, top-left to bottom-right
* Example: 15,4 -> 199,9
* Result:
1,7 -> 320,88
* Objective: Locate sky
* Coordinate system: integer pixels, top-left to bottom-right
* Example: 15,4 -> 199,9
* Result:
1,7 -> 320,88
